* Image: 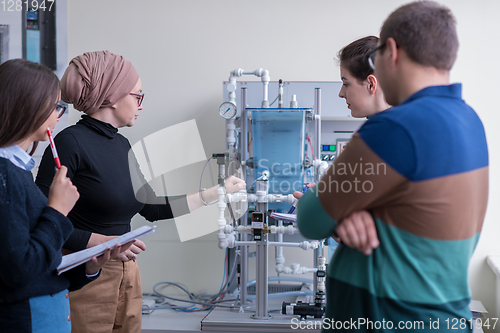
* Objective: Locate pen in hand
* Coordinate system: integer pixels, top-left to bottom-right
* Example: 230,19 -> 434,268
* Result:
47,127 -> 61,169
288,185 -> 309,214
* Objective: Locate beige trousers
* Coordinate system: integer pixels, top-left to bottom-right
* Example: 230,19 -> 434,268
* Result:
69,258 -> 142,333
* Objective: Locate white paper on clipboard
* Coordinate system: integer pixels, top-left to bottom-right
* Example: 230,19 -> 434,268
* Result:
57,225 -> 156,275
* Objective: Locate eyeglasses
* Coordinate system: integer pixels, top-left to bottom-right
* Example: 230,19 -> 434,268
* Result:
56,102 -> 67,118
367,42 -> 386,70
130,93 -> 145,107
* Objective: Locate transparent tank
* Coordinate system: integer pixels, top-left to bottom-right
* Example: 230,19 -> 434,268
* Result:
249,108 -> 309,211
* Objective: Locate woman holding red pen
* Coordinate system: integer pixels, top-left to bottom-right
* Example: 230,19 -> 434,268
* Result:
35,50 -> 245,333
0,59 -> 131,333
47,128 -> 62,169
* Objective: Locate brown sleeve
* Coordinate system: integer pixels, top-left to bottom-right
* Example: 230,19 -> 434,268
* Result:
317,134 -> 409,221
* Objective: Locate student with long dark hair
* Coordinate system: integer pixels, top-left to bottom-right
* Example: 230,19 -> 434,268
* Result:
0,59 -> 129,333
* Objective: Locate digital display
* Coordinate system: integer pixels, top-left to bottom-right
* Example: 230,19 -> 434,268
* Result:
27,11 -> 38,20
252,213 -> 263,222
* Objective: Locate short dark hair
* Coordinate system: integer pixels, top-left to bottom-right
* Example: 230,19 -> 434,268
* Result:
0,59 -> 59,154
337,36 -> 379,82
380,1 -> 458,70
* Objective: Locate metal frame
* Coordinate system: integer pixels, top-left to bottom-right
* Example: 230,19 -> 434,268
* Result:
0,25 -> 9,64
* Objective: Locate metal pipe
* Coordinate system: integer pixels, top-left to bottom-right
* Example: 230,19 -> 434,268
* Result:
254,179 -> 269,319
269,242 -> 303,248
236,241 -> 257,246
241,88 -> 247,180
234,241 -> 312,248
314,88 -> 322,183
240,88 -> 248,308
253,236 -> 270,319
313,248 -> 319,295
313,88 -> 322,295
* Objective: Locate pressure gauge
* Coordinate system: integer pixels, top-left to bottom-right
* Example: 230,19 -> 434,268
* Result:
219,102 -> 237,119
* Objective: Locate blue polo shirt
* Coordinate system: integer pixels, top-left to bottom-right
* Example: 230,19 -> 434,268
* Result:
297,84 -> 488,332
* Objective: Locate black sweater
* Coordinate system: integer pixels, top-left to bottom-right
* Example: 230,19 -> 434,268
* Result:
36,116 -> 189,251
0,158 -> 95,303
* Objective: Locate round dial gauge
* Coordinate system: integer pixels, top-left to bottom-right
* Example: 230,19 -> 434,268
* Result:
219,102 -> 237,119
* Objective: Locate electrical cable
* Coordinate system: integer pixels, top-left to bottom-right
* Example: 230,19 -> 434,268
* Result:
149,250 -> 251,311
185,249 -> 229,312
269,94 -> 279,107
246,173 -> 267,191
232,276 -> 315,300
306,136 -> 315,161
227,159 -> 240,176
307,169 -> 314,184
199,157 -> 217,206
146,282 -> 199,311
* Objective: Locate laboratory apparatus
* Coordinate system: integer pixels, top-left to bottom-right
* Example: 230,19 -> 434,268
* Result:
200,68 -> 365,331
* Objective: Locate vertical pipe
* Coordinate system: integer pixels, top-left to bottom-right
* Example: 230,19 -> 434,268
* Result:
315,88 -> 322,183
300,110 -> 306,182
227,118 -> 235,157
262,82 -> 269,108
254,180 -> 269,319
256,180 -> 268,213
313,248 -> 319,295
278,79 -> 283,108
240,88 -> 248,307
277,220 -> 283,259
276,219 -> 284,281
313,88 -> 322,296
261,69 -> 270,108
255,236 -> 269,319
241,88 -> 248,165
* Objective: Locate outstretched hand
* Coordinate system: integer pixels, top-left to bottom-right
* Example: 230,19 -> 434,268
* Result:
335,211 -> 379,256
187,176 -> 246,212
224,176 -> 246,193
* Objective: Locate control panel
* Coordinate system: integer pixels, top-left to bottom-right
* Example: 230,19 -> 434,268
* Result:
321,144 -> 337,162
319,120 -> 365,165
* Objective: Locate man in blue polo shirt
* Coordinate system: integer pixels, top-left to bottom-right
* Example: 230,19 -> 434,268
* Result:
296,1 -> 488,332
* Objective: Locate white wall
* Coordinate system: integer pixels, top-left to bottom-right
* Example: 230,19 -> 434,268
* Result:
52,0 -> 500,327
0,10 -> 22,59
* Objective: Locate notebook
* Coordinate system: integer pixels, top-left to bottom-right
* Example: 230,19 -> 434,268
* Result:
57,225 -> 156,274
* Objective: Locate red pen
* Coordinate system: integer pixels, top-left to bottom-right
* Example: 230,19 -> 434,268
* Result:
47,127 -> 61,169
